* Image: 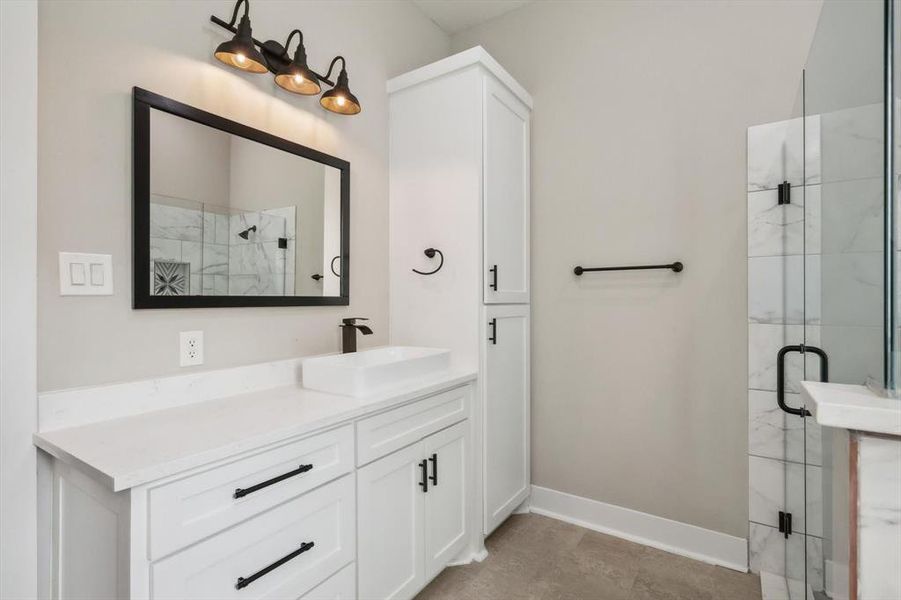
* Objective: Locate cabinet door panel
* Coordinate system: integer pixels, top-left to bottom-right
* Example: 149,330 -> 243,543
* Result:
483,76 -> 530,304
357,442 -> 425,600
423,421 -> 469,579
483,305 -> 530,534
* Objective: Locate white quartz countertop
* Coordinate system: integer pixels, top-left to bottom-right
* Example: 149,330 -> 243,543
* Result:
801,381 -> 901,436
34,370 -> 476,492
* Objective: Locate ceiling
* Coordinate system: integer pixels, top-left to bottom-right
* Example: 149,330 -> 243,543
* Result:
411,0 -> 532,35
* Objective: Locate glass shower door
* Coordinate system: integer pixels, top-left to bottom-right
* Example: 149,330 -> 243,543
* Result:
800,1 -> 890,598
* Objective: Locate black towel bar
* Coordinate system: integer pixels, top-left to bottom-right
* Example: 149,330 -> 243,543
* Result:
573,262 -> 683,275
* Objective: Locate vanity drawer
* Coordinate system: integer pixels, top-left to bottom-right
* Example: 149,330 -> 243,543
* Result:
151,474 -> 355,600
300,563 -> 355,599
148,425 -> 353,560
356,385 -> 470,466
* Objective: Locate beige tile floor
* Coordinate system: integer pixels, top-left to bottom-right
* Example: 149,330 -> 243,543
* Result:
415,514 -> 761,600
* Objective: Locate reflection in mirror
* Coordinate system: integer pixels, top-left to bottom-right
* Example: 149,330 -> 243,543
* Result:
147,107 -> 343,298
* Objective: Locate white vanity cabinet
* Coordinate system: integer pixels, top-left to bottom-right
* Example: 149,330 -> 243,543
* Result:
37,376 -> 475,600
388,46 -> 532,538
357,421 -> 469,600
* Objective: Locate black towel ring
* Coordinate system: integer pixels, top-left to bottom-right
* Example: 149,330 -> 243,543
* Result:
413,248 -> 444,275
330,256 -> 341,277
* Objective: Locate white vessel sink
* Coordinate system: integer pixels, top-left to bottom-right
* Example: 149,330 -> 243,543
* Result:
302,346 -> 451,397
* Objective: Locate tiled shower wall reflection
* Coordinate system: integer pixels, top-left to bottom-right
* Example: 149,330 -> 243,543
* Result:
746,115 -> 825,596
228,208 -> 296,296
149,198 -> 296,296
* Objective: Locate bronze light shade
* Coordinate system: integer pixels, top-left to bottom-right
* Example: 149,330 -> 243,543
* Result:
214,11 -> 267,74
320,67 -> 361,115
274,31 -> 321,96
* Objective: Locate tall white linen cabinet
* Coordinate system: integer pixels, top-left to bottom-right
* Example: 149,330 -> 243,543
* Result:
388,46 -> 532,546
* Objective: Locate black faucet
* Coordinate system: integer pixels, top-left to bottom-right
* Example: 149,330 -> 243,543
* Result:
341,317 -> 373,353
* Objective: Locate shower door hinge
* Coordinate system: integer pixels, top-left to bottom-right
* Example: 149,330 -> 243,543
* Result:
777,181 -> 791,205
778,510 -> 793,538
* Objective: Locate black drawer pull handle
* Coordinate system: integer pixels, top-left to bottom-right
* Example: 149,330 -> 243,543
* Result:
235,541 -> 315,590
488,318 -> 497,345
234,464 -> 314,499
428,453 -> 438,486
489,264 -> 498,291
419,459 -> 428,492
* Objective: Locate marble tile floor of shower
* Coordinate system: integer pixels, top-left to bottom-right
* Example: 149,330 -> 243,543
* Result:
415,514 -> 762,600
759,571 -> 824,600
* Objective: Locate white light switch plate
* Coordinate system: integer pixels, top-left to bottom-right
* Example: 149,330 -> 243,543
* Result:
59,253 -> 113,295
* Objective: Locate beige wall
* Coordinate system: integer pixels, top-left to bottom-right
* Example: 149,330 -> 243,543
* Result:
38,0 -> 449,391
150,109 -> 231,207
453,0 -> 822,537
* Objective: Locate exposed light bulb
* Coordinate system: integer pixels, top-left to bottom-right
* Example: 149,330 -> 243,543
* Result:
236,53 -> 246,64
294,74 -> 303,84
337,96 -> 346,107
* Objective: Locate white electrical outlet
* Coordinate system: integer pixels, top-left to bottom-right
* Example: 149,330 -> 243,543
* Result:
179,331 -> 204,367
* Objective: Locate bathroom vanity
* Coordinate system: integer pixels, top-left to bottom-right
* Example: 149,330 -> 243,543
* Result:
35,46 -> 530,600
34,351 -> 477,599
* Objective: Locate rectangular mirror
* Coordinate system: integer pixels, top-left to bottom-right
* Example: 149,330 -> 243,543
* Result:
133,88 -> 349,308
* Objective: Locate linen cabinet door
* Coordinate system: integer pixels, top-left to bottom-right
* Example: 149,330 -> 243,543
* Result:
483,304 -> 530,534
423,421 -> 469,580
483,75 -> 530,304
357,442 -> 426,600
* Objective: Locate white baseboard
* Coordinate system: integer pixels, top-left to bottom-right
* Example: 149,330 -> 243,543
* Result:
529,485 -> 748,572
513,496 -> 531,514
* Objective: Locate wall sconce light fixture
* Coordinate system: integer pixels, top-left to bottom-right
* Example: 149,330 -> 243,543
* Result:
274,30 -> 321,96
319,57 -> 362,115
213,0 -> 267,73
210,0 -> 362,115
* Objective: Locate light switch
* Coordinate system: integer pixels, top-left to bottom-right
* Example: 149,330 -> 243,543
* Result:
69,263 -> 86,285
59,252 -> 113,296
90,263 -> 104,286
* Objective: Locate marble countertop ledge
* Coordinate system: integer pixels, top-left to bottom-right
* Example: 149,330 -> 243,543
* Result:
34,370 -> 476,492
801,381 -> 901,436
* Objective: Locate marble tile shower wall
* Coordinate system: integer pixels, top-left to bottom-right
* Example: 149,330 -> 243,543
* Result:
748,103 -> 887,596
746,115 -> 825,592
149,201 -> 296,296
227,208 -> 295,296
149,201 -> 218,295
817,104 -> 886,388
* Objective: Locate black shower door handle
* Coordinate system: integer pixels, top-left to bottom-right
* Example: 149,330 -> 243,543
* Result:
776,344 -> 828,417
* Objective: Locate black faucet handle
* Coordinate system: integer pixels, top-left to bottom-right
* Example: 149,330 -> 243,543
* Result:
342,317 -> 369,326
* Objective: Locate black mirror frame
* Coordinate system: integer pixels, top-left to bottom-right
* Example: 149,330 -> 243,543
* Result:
132,87 -> 350,308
